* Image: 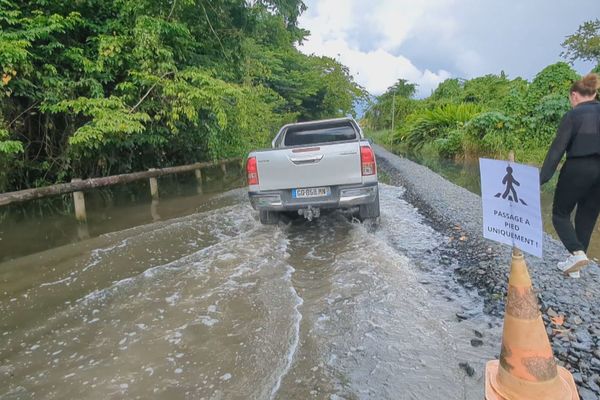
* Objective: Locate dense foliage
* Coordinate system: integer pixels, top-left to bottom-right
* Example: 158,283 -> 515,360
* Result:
364,65 -> 595,164
0,0 -> 366,191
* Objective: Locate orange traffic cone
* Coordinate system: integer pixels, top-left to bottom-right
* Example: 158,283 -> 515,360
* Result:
485,251 -> 579,399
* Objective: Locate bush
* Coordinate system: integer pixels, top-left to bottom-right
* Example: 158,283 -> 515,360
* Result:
429,78 -> 463,103
399,103 -> 481,151
526,62 -> 579,107
461,74 -> 512,109
500,78 -> 529,115
433,128 -> 465,158
522,93 -> 570,149
463,111 -> 516,156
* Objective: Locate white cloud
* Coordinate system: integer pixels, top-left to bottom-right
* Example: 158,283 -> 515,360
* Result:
298,0 -> 599,98
302,36 -> 450,96
298,0 -> 457,97
363,0 -> 458,50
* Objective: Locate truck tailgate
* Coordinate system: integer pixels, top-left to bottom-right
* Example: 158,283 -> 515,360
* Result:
256,142 -> 362,191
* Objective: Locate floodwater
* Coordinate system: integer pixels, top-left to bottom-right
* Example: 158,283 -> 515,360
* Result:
0,166 -> 244,262
0,178 -> 499,399
401,153 -> 600,261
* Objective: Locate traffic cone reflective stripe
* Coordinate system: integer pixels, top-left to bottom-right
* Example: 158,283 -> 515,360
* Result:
485,252 -> 579,400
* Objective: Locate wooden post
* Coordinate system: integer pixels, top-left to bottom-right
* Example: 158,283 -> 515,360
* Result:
71,179 -> 87,222
195,169 -> 203,194
77,223 -> 90,240
149,169 -> 159,200
390,92 -> 396,149
221,162 -> 227,175
508,150 -> 521,257
392,93 -> 396,130
150,199 -> 161,221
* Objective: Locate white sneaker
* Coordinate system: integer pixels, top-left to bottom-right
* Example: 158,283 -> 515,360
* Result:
569,271 -> 581,279
557,251 -> 590,275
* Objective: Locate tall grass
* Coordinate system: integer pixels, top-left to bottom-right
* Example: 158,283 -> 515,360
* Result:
399,103 -> 482,151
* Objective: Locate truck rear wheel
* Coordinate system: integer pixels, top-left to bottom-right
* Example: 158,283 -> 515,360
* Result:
259,210 -> 279,225
358,190 -> 380,221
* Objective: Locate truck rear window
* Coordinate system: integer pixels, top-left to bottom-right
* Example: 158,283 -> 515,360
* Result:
283,122 -> 357,146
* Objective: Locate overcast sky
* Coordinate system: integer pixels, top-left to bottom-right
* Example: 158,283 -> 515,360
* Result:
297,0 -> 599,97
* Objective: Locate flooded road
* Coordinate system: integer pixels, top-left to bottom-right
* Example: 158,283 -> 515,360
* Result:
1,184 -> 499,399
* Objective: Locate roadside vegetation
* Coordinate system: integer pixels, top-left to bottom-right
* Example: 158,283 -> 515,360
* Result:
1,5 -> 598,194
363,19 -> 600,166
0,0 -> 366,192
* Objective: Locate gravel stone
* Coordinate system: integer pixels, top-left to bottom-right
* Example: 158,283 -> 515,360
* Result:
588,379 -> 600,393
459,362 -> 475,377
579,387 -> 598,400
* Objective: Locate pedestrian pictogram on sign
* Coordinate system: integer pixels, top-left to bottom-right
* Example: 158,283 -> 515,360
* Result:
494,166 -> 527,205
480,158 -> 543,257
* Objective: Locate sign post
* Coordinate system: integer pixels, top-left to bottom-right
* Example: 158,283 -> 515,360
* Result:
508,152 -> 523,259
479,156 -> 542,258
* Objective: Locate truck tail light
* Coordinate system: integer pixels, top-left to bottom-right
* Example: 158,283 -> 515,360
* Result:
246,157 -> 259,185
360,146 -> 376,176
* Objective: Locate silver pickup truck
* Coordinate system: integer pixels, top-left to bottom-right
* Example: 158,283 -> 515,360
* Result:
246,117 -> 379,224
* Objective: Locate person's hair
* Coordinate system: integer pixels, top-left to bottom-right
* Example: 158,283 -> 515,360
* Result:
570,73 -> 600,97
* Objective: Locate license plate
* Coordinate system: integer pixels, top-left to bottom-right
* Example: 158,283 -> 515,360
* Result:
292,187 -> 330,198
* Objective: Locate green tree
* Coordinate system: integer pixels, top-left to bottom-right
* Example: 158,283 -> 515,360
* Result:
561,19 -> 600,65
363,79 -> 418,131
429,78 -> 464,104
524,62 -> 578,112
0,0 -> 364,191
461,74 -> 513,110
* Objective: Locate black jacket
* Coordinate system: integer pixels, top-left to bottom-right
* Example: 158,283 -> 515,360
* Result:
540,100 -> 600,184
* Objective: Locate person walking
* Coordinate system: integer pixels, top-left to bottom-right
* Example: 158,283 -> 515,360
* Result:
540,73 -> 600,278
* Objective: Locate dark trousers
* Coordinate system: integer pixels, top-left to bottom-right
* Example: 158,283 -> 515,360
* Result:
552,155 -> 600,253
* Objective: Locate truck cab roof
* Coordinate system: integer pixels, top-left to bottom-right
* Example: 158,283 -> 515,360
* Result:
272,117 -> 363,148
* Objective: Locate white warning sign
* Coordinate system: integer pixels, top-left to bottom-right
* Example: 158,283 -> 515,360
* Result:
479,158 -> 543,258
